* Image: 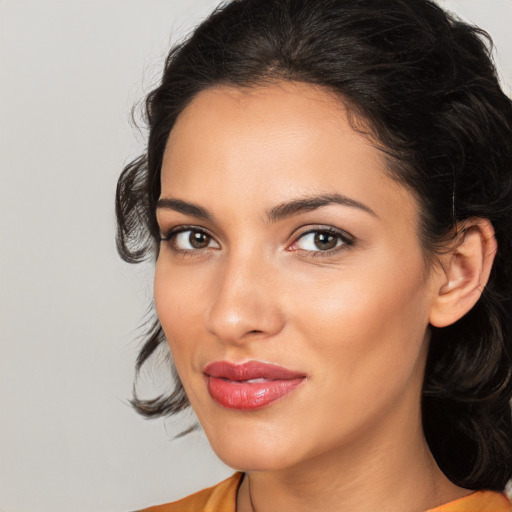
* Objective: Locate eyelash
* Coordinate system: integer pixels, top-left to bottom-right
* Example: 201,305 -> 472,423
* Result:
159,226 -> 218,256
289,226 -> 355,258
159,225 -> 355,258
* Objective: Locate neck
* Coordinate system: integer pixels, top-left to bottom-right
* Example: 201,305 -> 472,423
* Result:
236,397 -> 469,512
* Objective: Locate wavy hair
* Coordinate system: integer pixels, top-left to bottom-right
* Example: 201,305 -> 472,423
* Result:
116,0 -> 512,490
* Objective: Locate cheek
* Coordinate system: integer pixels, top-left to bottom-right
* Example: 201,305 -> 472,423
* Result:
288,251 -> 431,389
154,260 -> 215,413
153,260 -> 204,366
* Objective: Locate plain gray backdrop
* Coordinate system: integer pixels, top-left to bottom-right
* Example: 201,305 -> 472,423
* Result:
1,1 -> 511,511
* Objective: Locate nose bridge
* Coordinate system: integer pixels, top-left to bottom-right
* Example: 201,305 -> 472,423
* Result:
205,246 -> 283,344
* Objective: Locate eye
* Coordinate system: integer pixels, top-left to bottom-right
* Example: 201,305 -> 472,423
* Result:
291,228 -> 353,253
160,228 -> 220,252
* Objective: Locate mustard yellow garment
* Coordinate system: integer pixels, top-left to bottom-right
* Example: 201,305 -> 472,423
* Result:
141,472 -> 512,512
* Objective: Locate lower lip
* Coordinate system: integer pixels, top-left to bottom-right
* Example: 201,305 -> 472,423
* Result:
206,377 -> 305,410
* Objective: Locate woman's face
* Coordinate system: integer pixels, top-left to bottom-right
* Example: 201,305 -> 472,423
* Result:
154,82 -> 440,472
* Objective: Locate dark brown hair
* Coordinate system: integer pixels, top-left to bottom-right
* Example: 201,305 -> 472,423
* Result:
116,0 -> 512,491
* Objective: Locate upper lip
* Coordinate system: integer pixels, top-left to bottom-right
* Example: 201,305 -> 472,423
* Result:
204,360 -> 306,381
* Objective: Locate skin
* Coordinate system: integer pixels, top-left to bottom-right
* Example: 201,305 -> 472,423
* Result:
154,82 -> 491,512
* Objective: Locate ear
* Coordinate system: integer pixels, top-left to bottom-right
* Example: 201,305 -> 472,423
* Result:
429,218 -> 497,328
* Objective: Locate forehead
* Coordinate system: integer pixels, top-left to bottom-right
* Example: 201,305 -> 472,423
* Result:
160,81 -> 416,224
165,82 -> 366,164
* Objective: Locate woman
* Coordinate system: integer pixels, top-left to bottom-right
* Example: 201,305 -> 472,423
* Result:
116,0 -> 512,510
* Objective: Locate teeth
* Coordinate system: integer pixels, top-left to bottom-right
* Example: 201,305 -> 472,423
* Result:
243,378 -> 267,383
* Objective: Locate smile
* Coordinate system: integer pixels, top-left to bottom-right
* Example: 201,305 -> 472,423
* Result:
203,360 -> 307,410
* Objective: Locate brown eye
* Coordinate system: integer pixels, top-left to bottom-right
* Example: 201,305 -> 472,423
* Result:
313,232 -> 338,250
167,229 -> 219,251
189,231 -> 211,249
292,228 -> 352,254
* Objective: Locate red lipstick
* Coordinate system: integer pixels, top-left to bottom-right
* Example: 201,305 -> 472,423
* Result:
204,361 -> 306,410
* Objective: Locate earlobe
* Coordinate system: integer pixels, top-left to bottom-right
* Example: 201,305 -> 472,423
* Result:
429,219 -> 497,328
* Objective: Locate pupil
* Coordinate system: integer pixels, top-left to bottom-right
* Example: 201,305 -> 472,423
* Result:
314,232 -> 337,250
190,232 -> 209,248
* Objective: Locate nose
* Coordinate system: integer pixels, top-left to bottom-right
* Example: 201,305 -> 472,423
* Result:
205,254 -> 285,345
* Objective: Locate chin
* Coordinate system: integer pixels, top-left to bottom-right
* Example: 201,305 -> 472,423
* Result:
213,444 -> 296,473
202,418 -> 303,472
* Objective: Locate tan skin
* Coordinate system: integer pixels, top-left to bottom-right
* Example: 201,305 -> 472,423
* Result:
154,81 -> 497,512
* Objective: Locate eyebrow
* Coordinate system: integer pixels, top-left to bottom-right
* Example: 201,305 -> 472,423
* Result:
156,198 -> 213,220
156,193 -> 377,222
267,193 -> 378,222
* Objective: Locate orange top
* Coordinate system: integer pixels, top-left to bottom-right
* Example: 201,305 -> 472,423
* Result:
140,472 -> 512,512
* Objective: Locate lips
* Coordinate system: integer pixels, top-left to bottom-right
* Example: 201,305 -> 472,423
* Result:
204,361 -> 306,410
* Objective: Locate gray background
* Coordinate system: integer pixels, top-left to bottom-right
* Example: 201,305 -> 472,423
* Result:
1,1 -> 510,511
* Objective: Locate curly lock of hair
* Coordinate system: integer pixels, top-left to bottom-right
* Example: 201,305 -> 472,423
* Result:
116,0 -> 512,491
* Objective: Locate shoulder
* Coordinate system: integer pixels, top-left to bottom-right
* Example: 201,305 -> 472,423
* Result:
427,490 -> 512,512
138,472 -> 243,512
